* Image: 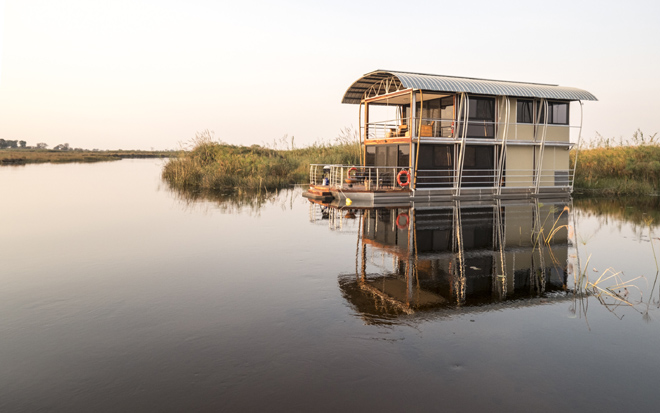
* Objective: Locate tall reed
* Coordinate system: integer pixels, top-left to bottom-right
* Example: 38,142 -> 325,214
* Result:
162,130 -> 360,193
573,129 -> 660,195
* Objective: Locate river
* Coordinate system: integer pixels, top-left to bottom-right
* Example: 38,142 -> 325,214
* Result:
1,159 -> 659,412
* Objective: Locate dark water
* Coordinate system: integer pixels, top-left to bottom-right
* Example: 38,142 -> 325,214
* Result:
2,160 -> 660,412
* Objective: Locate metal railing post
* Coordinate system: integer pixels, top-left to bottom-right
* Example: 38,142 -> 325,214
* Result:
376,168 -> 379,190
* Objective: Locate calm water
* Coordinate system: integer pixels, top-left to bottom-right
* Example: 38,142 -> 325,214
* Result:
2,160 -> 660,412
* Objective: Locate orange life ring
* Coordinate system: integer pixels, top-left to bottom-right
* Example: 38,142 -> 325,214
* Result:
397,169 -> 410,187
396,213 -> 409,229
348,167 -> 357,179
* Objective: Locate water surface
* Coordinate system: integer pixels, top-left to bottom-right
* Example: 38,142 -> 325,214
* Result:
1,160 -> 659,412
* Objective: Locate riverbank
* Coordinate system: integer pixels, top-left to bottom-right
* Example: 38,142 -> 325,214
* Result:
0,149 -> 173,165
572,143 -> 660,196
161,135 -> 359,192
162,132 -> 660,196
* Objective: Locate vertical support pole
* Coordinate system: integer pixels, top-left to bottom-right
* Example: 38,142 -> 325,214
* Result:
364,102 -> 370,143
359,101 -> 364,166
535,99 -> 548,194
455,93 -> 468,196
496,96 -> 510,196
376,168 -> 379,190
407,207 -> 415,306
367,167 -> 371,190
570,101 -> 584,190
410,90 -> 416,140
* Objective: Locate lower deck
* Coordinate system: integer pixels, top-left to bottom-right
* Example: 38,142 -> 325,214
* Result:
303,183 -> 571,207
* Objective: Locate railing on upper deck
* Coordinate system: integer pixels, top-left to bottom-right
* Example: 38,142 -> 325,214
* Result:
365,117 -> 575,141
310,164 -> 410,190
366,117 -> 456,140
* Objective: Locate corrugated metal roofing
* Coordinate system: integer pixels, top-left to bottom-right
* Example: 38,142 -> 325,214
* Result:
341,70 -> 597,103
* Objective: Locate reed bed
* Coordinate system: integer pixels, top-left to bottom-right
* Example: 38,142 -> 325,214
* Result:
573,130 -> 660,196
0,149 -> 172,165
162,131 -> 360,192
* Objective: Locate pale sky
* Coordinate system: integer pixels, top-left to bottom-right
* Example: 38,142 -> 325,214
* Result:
0,0 -> 658,150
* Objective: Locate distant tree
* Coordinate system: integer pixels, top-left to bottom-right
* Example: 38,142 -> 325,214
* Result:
4,140 -> 18,149
0,139 -> 5,149
36,142 -> 48,149
54,143 -> 70,151
19,140 -> 26,148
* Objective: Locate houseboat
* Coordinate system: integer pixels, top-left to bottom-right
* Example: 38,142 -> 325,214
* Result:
304,70 -> 597,205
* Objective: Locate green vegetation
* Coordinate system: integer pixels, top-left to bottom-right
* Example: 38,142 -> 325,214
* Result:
0,149 -> 173,165
162,131 -> 360,192
573,130 -> 660,196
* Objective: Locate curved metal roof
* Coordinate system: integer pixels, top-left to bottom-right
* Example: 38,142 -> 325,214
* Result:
342,70 -> 597,104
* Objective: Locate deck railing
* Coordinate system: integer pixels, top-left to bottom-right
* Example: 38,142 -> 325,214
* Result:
312,164 -> 573,191
310,164 -> 410,190
365,117 -> 577,140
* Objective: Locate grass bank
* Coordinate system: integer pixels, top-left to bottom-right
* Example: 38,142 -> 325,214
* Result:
0,149 -> 173,165
164,130 -> 660,196
573,141 -> 660,196
162,132 -> 360,192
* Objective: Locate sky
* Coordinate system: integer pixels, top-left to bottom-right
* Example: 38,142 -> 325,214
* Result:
0,0 -> 658,150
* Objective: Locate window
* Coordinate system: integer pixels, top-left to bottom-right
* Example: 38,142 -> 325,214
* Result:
538,101 -> 569,125
462,145 -> 495,187
463,146 -> 494,169
370,144 -> 409,167
375,146 -> 387,166
398,145 -> 409,167
433,145 -> 453,168
365,146 -> 376,166
460,96 -> 495,138
468,97 -> 495,121
418,144 -> 453,169
417,144 -> 454,188
517,99 -> 534,124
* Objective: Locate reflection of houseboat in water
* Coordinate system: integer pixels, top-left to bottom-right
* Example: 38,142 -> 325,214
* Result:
309,199 -> 576,322
304,70 -> 596,205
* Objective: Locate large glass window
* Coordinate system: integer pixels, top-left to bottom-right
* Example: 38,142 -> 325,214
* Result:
459,96 -> 495,138
462,145 -> 495,187
417,144 -> 454,188
368,144 -> 409,167
365,146 -> 376,166
517,99 -> 534,124
402,96 -> 455,138
538,101 -> 569,125
398,145 -> 409,167
375,146 -> 387,166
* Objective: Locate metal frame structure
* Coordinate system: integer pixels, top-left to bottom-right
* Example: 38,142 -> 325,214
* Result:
306,70 -> 596,203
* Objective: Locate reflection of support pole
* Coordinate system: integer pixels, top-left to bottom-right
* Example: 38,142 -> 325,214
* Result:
407,207 -> 415,306
495,199 -> 508,300
569,198 -> 580,289
361,243 -> 367,282
453,201 -> 466,305
532,199 -> 547,295
356,212 -> 362,278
